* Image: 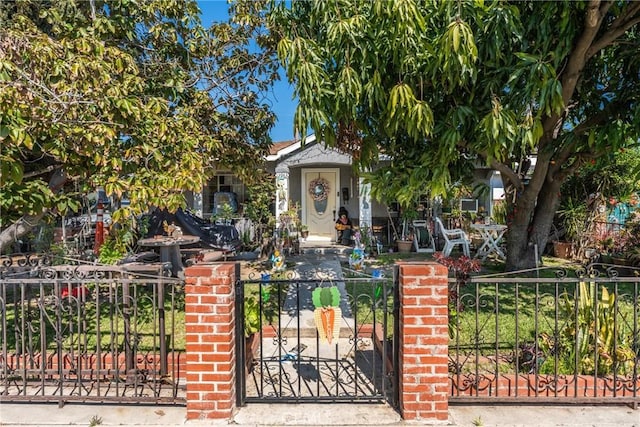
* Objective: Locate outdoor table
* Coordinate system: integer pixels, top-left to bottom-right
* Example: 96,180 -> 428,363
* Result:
471,223 -> 508,261
138,235 -> 200,278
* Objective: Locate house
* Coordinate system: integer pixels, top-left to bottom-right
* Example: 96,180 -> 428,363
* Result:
265,134 -> 382,242
187,134 -> 506,246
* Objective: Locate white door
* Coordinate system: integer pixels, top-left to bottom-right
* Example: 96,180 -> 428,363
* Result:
303,169 -> 339,238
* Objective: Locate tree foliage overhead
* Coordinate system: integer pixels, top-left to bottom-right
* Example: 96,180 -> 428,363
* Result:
267,0 -> 640,270
0,0 -> 277,251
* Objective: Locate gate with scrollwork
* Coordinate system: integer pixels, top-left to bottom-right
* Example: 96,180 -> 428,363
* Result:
235,266 -> 399,406
0,254 -> 186,405
449,263 -> 639,406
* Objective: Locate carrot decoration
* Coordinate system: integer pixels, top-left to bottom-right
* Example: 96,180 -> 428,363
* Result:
312,287 -> 341,344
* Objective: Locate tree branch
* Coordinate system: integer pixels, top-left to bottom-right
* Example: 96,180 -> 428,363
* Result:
487,158 -> 523,191
554,97 -> 631,166
559,1 -> 604,105
587,2 -> 640,58
22,164 -> 60,180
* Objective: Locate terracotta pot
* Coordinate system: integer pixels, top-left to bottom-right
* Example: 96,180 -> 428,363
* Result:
553,241 -> 573,259
396,240 -> 413,253
245,333 -> 260,374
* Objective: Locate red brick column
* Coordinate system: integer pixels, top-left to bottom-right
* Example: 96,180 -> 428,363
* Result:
397,261 -> 450,422
184,263 -> 237,421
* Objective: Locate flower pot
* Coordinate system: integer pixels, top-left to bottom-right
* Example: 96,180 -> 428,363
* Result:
245,333 -> 260,374
396,240 -> 413,253
300,230 -> 309,240
553,241 -> 573,259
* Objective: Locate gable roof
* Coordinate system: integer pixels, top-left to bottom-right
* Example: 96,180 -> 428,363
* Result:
267,134 -> 317,161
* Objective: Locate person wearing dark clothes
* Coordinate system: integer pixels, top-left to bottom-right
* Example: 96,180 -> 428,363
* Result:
335,207 -> 353,245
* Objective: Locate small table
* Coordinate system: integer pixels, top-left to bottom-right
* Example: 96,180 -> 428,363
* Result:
138,235 -> 200,278
471,224 -> 508,261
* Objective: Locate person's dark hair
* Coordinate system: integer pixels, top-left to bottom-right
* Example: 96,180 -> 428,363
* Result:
338,207 -> 349,217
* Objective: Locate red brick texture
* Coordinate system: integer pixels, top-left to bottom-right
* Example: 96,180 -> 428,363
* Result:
182,261 -> 452,422
184,263 -> 237,421
397,261 -> 450,422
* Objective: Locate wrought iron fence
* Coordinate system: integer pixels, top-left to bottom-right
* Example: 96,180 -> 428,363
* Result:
236,266 -> 399,406
449,263 -> 640,405
0,260 -> 186,405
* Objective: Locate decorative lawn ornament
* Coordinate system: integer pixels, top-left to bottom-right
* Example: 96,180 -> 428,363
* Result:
271,249 -> 285,272
312,286 -> 342,344
349,247 -> 365,270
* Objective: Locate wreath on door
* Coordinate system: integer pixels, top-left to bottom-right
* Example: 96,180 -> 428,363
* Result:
309,177 -> 330,202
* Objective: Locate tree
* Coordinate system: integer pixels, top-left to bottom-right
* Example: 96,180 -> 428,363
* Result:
0,0 -> 277,254
267,0 -> 640,270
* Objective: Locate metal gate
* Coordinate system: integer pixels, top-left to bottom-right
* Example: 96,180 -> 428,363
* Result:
0,254 -> 186,405
236,266 -> 399,406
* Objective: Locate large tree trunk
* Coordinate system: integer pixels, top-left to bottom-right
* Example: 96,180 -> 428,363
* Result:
505,174 -> 562,271
0,169 -> 67,254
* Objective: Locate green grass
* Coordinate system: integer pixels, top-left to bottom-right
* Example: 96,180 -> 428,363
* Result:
3,283 -> 187,353
450,277 -> 638,374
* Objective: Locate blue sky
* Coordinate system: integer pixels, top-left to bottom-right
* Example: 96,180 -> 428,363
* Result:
198,0 -> 297,143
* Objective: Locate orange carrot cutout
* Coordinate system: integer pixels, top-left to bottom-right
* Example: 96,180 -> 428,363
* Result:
312,287 -> 341,344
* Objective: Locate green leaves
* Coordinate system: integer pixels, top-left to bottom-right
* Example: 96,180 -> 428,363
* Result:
312,286 -> 340,309
1,0 -> 277,244
478,97 -> 518,162
437,18 -> 478,92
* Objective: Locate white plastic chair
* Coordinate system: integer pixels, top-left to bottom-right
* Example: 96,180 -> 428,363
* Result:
435,217 -> 470,257
412,220 -> 435,253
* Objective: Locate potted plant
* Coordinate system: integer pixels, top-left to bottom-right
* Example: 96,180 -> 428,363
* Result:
396,207 -> 418,253
555,197 -> 587,259
244,296 -> 261,373
243,289 -> 280,372
299,224 -> 309,240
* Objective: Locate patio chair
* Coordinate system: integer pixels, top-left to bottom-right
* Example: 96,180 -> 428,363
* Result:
412,220 -> 435,253
435,217 -> 470,257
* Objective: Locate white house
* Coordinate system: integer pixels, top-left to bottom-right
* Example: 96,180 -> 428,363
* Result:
187,134 -> 503,246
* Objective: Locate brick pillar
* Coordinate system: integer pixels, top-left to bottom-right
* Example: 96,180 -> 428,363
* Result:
397,261 -> 450,422
184,263 -> 237,421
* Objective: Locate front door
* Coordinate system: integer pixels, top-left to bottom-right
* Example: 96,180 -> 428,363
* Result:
302,169 -> 339,238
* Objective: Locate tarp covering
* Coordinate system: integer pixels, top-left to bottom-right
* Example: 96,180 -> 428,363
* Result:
144,208 -> 242,252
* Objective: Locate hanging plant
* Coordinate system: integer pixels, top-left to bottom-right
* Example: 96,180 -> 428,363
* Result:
312,286 -> 341,344
308,177 -> 330,202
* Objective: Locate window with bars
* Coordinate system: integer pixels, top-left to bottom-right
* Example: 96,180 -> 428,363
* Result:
203,173 -> 247,217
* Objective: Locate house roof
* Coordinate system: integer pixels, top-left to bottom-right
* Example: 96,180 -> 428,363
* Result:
267,134 -> 317,161
269,140 -> 298,156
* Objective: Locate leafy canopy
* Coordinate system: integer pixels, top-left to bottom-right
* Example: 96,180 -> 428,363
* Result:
0,0 -> 277,230
268,0 -> 640,209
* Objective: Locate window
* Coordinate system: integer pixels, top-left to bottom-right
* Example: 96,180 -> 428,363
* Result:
203,173 -> 247,217
460,198 -> 478,212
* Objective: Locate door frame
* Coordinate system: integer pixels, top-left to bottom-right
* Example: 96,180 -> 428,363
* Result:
301,168 -> 341,237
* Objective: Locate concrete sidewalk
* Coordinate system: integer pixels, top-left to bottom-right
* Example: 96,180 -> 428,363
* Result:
1,402 -> 638,426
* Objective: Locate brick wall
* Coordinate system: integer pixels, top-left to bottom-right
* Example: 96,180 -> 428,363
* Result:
184,263 -> 237,421
396,261 -> 450,422
183,261 -> 450,423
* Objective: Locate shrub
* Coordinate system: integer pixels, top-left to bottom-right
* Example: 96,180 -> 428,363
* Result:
534,281 -> 636,375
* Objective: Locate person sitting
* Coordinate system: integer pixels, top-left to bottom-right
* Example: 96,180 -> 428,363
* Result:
335,207 -> 353,245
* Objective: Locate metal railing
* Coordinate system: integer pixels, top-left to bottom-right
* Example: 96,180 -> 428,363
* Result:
449,263 -> 639,406
236,267 -> 399,406
0,260 -> 186,405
